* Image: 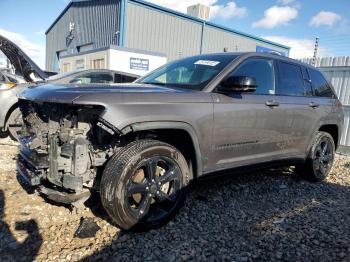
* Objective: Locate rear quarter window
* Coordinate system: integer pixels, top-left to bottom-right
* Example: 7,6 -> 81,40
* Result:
308,68 -> 334,98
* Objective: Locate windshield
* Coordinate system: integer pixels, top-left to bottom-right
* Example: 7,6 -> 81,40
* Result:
137,54 -> 238,90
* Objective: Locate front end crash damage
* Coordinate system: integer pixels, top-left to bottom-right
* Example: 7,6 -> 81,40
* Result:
17,99 -> 121,205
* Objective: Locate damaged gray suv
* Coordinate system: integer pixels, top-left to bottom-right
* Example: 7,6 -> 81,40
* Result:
17,53 -> 344,231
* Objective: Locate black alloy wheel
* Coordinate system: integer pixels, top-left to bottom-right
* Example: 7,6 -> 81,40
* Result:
312,136 -> 334,179
100,139 -> 190,231
296,131 -> 335,182
126,156 -> 182,224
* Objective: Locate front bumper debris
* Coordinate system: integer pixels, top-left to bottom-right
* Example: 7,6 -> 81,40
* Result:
17,155 -> 42,186
17,155 -> 91,206
16,100 -> 119,205
38,186 -> 91,206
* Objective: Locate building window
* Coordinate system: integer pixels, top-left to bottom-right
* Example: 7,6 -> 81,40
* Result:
92,58 -> 105,69
75,59 -> 85,70
62,63 -> 71,73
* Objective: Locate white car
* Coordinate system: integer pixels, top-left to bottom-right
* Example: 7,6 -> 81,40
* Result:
0,70 -> 26,85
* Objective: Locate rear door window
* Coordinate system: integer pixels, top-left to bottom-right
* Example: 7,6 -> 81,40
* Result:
308,68 -> 334,98
277,61 -> 306,96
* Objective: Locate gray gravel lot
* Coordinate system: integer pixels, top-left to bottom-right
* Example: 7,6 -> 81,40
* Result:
0,136 -> 349,261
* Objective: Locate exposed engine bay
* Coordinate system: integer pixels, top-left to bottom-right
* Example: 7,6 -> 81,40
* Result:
17,99 -> 121,202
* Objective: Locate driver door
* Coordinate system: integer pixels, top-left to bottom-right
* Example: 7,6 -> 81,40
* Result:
211,58 -> 295,170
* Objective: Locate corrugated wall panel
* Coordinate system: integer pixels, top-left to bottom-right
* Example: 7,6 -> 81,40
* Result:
341,106 -> 350,147
322,69 -> 350,106
46,7 -> 72,72
125,3 -> 202,61
202,25 -> 288,55
301,57 -> 350,68
46,0 -> 121,72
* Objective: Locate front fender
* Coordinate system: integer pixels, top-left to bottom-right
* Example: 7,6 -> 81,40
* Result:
120,121 -> 203,179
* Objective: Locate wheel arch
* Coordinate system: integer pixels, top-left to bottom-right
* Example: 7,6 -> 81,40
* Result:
121,121 -> 203,180
318,124 -> 339,149
305,122 -> 341,157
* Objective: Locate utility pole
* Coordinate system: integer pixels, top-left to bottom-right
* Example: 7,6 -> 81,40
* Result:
312,37 -> 319,66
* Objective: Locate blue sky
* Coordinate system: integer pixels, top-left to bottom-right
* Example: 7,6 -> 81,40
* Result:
0,0 -> 349,68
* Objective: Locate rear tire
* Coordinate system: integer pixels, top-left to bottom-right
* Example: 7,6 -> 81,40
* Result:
6,107 -> 22,141
296,131 -> 335,182
100,139 -> 190,231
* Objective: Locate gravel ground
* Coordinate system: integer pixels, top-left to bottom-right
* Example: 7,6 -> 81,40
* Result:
0,136 -> 349,261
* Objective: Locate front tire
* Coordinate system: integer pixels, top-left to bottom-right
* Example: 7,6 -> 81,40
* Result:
100,139 -> 190,231
296,131 -> 335,182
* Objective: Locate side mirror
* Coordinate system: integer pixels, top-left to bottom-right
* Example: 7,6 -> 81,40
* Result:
218,76 -> 257,93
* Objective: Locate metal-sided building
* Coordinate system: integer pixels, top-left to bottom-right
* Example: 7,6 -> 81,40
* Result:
45,0 -> 290,72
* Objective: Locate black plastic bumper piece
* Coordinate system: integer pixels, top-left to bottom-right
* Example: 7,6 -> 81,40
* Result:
39,186 -> 91,206
17,157 -> 42,186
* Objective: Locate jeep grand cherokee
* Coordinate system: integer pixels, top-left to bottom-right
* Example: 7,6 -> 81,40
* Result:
17,52 -> 344,231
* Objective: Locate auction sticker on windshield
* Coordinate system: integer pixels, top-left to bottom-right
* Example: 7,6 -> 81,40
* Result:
194,60 -> 220,66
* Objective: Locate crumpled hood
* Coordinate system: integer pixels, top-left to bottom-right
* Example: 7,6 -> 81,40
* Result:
0,34 -> 47,82
18,83 -> 211,105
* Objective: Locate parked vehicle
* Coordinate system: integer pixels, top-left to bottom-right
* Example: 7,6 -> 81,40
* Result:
17,52 -> 344,231
0,34 -> 48,139
0,70 -> 26,84
0,35 -> 139,140
0,71 -> 27,139
47,69 -> 139,84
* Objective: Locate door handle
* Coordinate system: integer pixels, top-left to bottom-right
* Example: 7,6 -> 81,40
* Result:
309,102 -> 319,109
265,100 -> 280,107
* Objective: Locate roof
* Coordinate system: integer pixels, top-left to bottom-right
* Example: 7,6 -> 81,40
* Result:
46,0 -> 290,51
179,52 -> 309,66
